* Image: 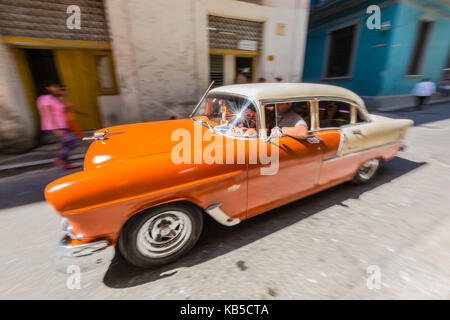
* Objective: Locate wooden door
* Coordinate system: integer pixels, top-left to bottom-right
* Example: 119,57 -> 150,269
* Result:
54,49 -> 102,130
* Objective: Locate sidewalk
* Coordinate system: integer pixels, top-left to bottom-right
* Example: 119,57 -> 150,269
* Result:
377,96 -> 450,112
0,142 -> 87,176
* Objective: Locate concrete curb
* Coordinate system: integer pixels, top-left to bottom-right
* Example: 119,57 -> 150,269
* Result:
378,97 -> 450,112
0,154 -> 84,171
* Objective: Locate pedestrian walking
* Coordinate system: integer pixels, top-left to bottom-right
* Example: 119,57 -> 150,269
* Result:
236,69 -> 248,84
412,78 -> 436,110
56,86 -> 90,148
36,82 -> 81,170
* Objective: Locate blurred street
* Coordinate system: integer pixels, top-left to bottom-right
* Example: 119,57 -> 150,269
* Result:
0,103 -> 449,299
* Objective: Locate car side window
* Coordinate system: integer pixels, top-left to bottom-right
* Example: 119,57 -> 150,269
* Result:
264,101 -> 311,133
319,101 -> 351,128
291,101 -> 311,129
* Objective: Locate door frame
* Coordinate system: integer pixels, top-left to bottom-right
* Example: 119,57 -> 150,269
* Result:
209,49 -> 260,84
8,37 -> 116,131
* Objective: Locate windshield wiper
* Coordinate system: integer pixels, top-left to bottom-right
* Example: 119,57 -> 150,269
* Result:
198,118 -> 216,133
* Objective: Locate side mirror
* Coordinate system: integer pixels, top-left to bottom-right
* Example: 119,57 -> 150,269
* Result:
306,134 -> 322,144
264,126 -> 283,143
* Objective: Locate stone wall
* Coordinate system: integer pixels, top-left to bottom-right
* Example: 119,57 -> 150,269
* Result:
0,0 -> 109,41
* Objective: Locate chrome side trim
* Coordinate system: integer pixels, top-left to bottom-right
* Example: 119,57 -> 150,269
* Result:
323,140 -> 402,162
309,121 -> 371,133
55,235 -> 115,273
205,203 -> 240,227
337,129 -> 345,156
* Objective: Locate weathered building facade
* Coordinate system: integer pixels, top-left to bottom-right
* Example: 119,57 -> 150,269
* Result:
105,0 -> 310,123
0,0 -> 118,152
0,0 -> 310,152
303,0 -> 450,110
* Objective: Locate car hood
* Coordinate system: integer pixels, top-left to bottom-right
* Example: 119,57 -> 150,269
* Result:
84,119 -> 199,170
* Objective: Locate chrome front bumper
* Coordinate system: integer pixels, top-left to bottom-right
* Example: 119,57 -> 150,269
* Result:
55,235 -> 115,273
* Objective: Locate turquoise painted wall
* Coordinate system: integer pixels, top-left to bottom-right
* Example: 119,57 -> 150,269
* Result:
303,0 -> 450,97
380,1 -> 450,95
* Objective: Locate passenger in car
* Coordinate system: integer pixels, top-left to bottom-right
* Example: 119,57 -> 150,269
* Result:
320,102 -> 350,127
292,102 -> 310,127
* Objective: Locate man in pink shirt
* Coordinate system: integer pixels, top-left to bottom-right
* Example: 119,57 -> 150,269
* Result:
37,82 -> 80,170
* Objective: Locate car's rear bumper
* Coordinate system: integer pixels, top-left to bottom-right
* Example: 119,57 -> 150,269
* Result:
55,235 -> 115,273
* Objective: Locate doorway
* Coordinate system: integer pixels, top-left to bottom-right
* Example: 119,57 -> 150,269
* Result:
24,49 -> 60,96
235,57 -> 254,83
15,47 -> 106,130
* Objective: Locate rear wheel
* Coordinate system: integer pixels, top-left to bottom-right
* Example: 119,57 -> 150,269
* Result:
119,204 -> 203,268
352,159 -> 380,184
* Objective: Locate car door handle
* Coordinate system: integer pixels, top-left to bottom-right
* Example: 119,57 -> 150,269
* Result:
352,129 -> 363,135
307,136 -> 322,144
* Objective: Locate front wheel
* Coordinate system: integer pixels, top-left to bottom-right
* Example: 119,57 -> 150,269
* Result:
119,204 -> 203,268
352,159 -> 380,184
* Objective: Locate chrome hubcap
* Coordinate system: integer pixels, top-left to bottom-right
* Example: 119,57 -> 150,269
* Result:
136,211 -> 192,258
358,159 -> 379,180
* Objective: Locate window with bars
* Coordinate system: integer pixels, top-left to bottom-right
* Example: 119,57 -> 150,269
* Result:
208,15 -> 263,52
209,54 -> 224,87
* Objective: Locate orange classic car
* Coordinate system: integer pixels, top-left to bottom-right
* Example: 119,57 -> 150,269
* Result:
45,83 -> 413,271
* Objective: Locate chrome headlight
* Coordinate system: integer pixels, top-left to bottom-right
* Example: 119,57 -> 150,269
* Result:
61,218 -> 69,231
60,218 -> 83,240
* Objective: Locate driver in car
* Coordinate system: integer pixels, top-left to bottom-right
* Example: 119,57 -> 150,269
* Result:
231,107 -> 257,137
246,103 -> 309,139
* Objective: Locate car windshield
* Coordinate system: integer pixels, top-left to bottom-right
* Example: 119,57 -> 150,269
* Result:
191,94 -> 258,138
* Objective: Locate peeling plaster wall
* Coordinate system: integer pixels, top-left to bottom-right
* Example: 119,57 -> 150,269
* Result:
0,39 -> 35,153
105,0 -> 208,122
105,0 -> 309,122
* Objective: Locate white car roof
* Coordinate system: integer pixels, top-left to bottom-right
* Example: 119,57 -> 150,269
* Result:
209,83 -> 366,109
